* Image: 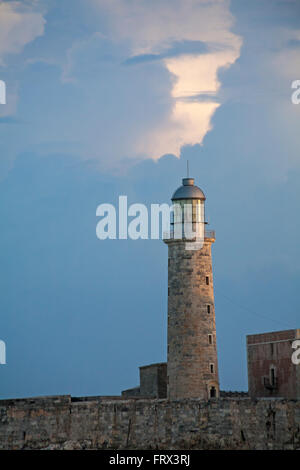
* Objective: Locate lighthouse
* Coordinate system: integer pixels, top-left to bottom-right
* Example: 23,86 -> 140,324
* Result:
164,176 -> 219,400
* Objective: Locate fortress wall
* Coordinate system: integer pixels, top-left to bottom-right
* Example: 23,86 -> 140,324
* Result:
0,395 -> 300,450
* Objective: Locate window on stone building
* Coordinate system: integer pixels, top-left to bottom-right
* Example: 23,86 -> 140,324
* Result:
206,276 -> 209,285
210,363 -> 214,373
270,367 -> 276,386
208,334 -> 212,344
207,305 -> 211,314
210,386 -> 216,398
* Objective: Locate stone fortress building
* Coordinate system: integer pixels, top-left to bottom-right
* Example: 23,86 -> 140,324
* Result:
0,176 -> 299,450
247,329 -> 300,399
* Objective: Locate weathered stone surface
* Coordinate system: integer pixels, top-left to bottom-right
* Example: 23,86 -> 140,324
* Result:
1,395 -> 300,450
165,238 -> 219,400
139,363 -> 167,398
247,330 -> 300,399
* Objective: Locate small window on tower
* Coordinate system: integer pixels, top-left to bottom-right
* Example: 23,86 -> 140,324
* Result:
210,363 -> 214,374
206,276 -> 209,285
208,334 -> 212,344
207,305 -> 211,314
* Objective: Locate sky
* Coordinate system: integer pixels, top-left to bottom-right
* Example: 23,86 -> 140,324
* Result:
0,0 -> 299,398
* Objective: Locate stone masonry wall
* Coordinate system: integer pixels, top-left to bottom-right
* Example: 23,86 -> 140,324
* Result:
247,330 -> 300,399
0,395 -> 300,450
140,363 -> 167,398
166,238 -> 219,400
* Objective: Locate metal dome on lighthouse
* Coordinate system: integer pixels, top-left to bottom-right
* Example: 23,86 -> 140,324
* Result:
171,177 -> 206,201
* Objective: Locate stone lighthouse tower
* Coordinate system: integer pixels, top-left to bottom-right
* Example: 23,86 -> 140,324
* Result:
164,176 -> 219,400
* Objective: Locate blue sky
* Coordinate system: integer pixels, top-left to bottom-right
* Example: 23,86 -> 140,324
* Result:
0,0 -> 299,398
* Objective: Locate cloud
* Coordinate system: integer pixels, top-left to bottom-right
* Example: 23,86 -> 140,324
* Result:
0,83 -> 18,118
265,28 -> 300,174
0,1 -> 45,66
123,40 -> 209,66
143,47 -> 238,157
270,29 -> 300,79
64,0 -> 242,162
93,0 -> 240,55
0,1 -> 45,121
0,1 -> 242,172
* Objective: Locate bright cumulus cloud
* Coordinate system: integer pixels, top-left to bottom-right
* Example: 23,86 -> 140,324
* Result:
0,0 -> 242,171
91,0 -> 242,160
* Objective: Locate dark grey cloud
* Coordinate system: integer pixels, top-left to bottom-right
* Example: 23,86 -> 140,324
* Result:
123,40 -> 209,66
